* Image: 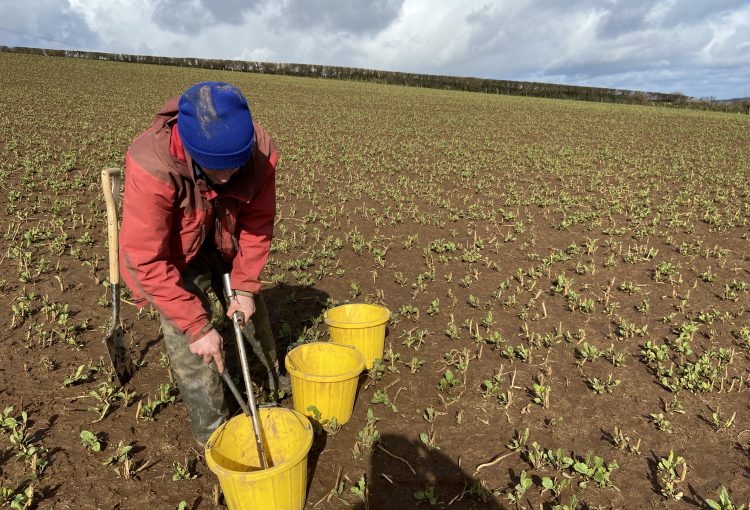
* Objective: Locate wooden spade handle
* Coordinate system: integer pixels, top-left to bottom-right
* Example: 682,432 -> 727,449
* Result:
101,168 -> 121,286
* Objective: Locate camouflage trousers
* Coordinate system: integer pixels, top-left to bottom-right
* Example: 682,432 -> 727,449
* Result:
160,247 -> 282,445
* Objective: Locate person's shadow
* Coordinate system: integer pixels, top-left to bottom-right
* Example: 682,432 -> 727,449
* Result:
352,434 -> 503,509
218,283 -> 331,404
262,283 -> 332,355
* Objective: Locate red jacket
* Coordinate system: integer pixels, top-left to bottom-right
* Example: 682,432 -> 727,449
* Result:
119,97 -> 278,343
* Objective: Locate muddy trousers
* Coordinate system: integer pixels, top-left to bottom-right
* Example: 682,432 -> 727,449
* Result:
160,248 -> 281,445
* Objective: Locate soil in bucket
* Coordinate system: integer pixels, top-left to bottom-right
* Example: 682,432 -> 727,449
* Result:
323,303 -> 390,369
285,342 -> 365,425
205,407 -> 313,510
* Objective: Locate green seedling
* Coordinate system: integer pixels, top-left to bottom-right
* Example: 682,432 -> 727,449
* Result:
572,453 -> 618,488
366,358 -> 385,386
86,382 -> 133,422
6,409 -> 48,477
63,364 -> 99,386
664,395 -> 685,414
734,326 -> 750,350
383,346 -> 401,373
350,475 -> 366,501
437,369 -> 459,392
706,486 -> 746,510
610,426 -> 641,454
422,407 -> 443,423
306,406 -> 342,436
444,321 -> 460,341
523,441 -> 545,469
402,328 -> 429,350
418,427 -> 438,449
172,459 -> 197,481
506,344 -> 531,363
399,304 -> 419,321
483,330 -> 505,349
649,412 -> 672,433
481,372 -> 504,398
353,409 -> 380,458
656,450 -> 687,500
158,352 -> 170,368
103,441 -> 133,466
481,310 -> 495,329
711,407 -> 736,432
407,357 -> 424,373
530,378 -> 550,408
426,298 -> 439,317
414,486 -> 438,505
137,383 -> 176,421
603,344 -> 628,367
541,475 -> 570,499
701,268 -> 717,283
552,495 -> 579,510
2,484 -> 34,510
640,341 -> 670,364
544,447 -> 574,470
371,389 -> 397,413
467,294 -> 480,308
468,480 -> 498,503
1,406 -> 16,433
505,470 -> 533,505
586,374 -> 621,394
576,342 -> 601,365
506,428 -> 530,452
80,430 -> 101,452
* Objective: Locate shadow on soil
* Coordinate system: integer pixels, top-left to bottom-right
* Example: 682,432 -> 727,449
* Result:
351,434 -> 503,509
263,284 -> 332,354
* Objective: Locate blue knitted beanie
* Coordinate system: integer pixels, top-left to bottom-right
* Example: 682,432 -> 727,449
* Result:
178,82 -> 254,170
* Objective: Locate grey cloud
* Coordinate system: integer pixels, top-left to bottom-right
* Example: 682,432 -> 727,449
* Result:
596,1 -> 652,37
0,0 -> 101,51
655,0 -> 743,27
448,0 -> 749,98
151,0 -> 264,34
596,0 -> 744,37
278,0 -> 404,35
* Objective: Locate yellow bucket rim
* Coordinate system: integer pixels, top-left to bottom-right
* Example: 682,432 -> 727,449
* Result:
205,408 -> 313,479
323,304 -> 391,329
285,342 -> 365,383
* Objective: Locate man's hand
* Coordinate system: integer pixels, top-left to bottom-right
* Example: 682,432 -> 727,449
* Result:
227,293 -> 255,323
189,329 -> 225,373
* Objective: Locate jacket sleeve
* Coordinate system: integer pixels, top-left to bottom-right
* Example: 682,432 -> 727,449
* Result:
230,152 -> 277,294
119,154 -> 212,343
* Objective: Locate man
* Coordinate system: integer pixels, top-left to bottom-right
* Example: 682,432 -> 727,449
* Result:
119,81 -> 288,445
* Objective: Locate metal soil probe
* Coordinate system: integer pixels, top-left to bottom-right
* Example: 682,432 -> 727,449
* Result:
222,273 -> 269,469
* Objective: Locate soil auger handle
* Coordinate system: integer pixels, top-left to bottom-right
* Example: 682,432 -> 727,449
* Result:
222,273 -> 270,469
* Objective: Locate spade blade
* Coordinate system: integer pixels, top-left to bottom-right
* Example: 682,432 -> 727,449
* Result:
105,323 -> 134,386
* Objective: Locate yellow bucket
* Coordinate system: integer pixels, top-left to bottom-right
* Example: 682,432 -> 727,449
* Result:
205,407 -> 313,510
285,342 -> 365,425
324,304 -> 390,369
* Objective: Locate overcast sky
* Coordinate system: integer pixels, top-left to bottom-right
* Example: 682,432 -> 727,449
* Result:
1,0 -> 749,99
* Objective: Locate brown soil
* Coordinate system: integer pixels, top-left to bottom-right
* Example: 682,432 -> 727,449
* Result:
1,52 -> 749,510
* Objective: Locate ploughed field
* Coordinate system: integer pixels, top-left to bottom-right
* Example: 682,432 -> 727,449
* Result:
1,52 -> 750,509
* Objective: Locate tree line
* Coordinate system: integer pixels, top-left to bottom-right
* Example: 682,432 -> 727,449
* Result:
2,46 -> 748,114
